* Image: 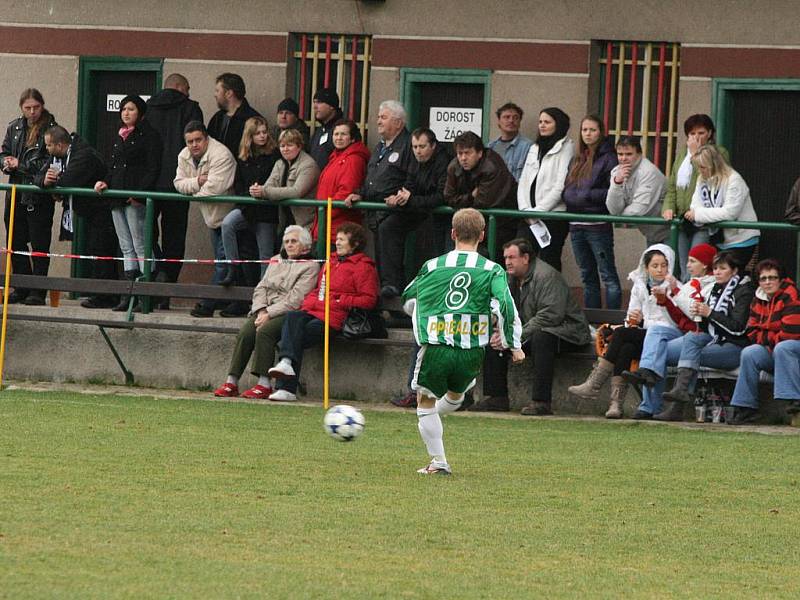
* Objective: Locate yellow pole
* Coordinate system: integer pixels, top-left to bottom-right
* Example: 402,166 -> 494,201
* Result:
322,196 -> 333,410
0,185 -> 18,390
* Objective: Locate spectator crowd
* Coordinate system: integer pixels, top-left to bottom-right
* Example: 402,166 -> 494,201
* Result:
2,72 -> 799,420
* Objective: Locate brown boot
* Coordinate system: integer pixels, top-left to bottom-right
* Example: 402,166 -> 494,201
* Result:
605,376 -> 628,419
662,368 -> 696,404
568,357 -> 613,400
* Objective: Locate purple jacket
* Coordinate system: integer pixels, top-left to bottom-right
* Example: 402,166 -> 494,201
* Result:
562,137 -> 618,216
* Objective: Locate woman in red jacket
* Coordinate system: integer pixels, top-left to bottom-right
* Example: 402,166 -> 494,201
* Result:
311,119 -> 370,243
729,258 -> 800,424
267,222 -> 379,401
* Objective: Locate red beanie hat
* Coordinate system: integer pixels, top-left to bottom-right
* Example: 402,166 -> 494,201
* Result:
688,243 -> 717,271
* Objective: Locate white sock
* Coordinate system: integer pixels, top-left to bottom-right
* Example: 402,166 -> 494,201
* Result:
436,393 -> 463,415
257,375 -> 271,387
417,407 -> 446,464
226,375 -> 238,385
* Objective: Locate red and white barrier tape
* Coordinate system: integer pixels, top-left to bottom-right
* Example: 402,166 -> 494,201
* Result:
1,248 -> 326,265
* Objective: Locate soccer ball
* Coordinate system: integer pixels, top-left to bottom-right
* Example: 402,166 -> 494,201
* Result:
323,405 -> 365,442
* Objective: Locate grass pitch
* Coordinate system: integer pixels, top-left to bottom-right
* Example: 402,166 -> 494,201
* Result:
2,389 -> 799,599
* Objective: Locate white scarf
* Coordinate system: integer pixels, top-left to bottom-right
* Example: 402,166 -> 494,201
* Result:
676,151 -> 693,189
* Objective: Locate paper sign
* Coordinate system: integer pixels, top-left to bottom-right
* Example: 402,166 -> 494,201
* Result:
106,94 -> 151,112
429,107 -> 482,142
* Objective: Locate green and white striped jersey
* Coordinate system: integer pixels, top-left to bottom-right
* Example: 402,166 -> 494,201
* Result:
402,250 -> 522,350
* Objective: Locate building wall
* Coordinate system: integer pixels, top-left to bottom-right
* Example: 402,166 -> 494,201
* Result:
1,1 -> 798,287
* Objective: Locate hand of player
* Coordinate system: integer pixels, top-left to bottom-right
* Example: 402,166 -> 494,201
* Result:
198,172 -> 209,187
511,348 -> 525,364
490,331 -> 504,351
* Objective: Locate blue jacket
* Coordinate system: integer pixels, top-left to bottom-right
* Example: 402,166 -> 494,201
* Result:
488,134 -> 532,182
562,137 -> 617,215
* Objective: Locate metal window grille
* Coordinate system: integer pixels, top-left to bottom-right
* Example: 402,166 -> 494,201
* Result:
598,41 -> 681,174
292,34 -> 372,140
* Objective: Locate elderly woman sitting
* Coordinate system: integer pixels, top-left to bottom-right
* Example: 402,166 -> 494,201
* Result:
268,222 -> 379,402
214,225 -> 320,399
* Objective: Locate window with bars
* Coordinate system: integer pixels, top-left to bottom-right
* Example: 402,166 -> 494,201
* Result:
291,33 -> 373,140
597,41 -> 681,174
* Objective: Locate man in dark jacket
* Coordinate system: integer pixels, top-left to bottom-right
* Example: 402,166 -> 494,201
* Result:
271,97 -> 310,150
145,73 -> 204,301
207,73 -> 262,158
469,238 -> 592,415
35,126 -> 117,308
308,87 -> 343,169
444,131 -> 518,258
377,127 -> 449,297
1,90 -> 58,304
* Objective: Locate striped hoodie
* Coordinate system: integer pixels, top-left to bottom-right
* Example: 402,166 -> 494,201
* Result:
746,278 -> 800,350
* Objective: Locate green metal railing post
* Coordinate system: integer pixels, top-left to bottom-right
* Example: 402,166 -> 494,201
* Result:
669,219 -> 680,276
487,215 -> 497,261
316,206 -> 327,258
140,197 -> 155,314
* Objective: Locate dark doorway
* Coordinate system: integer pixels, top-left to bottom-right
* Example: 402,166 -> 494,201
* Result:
729,90 -> 800,275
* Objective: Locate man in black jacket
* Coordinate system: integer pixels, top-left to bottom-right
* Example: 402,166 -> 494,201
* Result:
308,87 -> 342,169
35,126 -> 117,308
145,73 -> 204,302
376,127 -> 450,297
207,73 -> 261,158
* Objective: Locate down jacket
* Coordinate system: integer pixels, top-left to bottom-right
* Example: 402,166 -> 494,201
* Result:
300,251 -> 379,330
562,137 -> 617,218
251,252 -> 320,318
746,278 -> 800,350
517,135 -> 575,213
311,141 -> 370,242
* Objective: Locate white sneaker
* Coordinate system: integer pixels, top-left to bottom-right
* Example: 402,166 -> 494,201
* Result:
268,358 -> 295,379
268,389 -> 297,402
417,461 -> 452,475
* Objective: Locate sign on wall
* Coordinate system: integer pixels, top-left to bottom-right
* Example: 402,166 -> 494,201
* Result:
429,107 -> 482,142
106,94 -> 151,112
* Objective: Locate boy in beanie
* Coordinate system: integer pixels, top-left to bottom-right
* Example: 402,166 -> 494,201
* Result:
309,87 -> 342,169
272,97 -> 310,150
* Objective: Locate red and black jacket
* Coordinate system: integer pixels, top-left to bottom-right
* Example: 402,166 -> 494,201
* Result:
746,278 -> 800,350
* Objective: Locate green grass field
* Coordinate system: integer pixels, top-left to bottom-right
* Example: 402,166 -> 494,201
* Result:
2,389 -> 799,599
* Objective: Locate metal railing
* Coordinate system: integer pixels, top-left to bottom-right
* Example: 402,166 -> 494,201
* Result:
2,182 -> 799,313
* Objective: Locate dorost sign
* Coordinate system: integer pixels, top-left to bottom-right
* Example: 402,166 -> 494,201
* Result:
106,94 -> 151,112
429,107 -> 482,142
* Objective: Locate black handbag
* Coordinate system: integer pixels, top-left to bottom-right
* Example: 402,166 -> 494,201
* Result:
341,309 -> 387,340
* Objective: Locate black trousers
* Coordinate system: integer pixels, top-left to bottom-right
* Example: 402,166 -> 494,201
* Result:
516,218 -> 569,272
80,207 -> 118,283
377,211 -> 437,289
4,198 -> 55,287
153,198 -> 189,283
483,329 -> 588,404
273,311 -> 326,394
604,326 -> 646,375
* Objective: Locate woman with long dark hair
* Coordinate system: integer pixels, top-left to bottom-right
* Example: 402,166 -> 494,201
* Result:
517,107 -> 574,271
562,114 -> 621,308
0,88 -> 58,305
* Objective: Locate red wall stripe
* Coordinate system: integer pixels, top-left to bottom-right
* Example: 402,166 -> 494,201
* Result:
682,47 -> 800,78
0,26 -> 287,63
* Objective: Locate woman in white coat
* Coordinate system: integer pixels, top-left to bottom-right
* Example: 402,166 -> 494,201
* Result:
684,145 -> 759,268
517,107 -> 575,271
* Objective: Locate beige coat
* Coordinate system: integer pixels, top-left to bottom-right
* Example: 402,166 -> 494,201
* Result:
261,150 -> 320,228
174,136 -> 236,229
251,253 -> 320,318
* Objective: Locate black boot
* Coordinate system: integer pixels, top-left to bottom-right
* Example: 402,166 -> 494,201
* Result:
662,368 -> 696,404
112,270 -> 140,312
654,401 -> 686,421
219,264 -> 239,287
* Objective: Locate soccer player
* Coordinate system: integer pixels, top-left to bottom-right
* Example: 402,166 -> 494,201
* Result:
402,208 -> 524,475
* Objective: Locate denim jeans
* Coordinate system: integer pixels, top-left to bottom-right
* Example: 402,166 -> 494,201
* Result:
677,226 -> 709,281
677,332 -> 743,371
221,208 -> 276,276
569,227 -> 622,309
730,344 -> 774,409
111,203 -> 147,272
638,325 -> 684,377
637,336 -> 684,415
274,310 -> 326,394
773,340 -> 800,400
208,227 -> 226,284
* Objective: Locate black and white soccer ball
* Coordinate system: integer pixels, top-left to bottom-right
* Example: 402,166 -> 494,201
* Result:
323,405 -> 365,442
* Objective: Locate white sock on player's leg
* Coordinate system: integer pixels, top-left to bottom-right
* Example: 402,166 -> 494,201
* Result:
257,375 -> 271,387
226,375 -> 239,386
436,393 -> 463,415
417,406 -> 446,464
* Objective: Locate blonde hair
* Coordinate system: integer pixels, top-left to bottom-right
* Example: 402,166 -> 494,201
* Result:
239,116 -> 276,161
278,128 -> 304,148
452,208 -> 485,243
692,144 -> 731,187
